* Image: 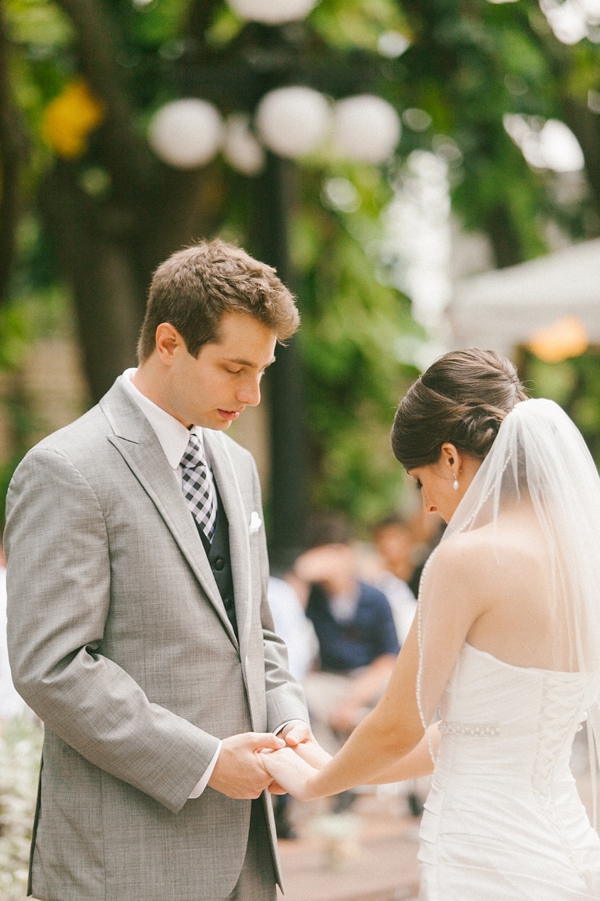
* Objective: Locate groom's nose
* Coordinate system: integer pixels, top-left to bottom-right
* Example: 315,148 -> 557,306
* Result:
237,374 -> 261,406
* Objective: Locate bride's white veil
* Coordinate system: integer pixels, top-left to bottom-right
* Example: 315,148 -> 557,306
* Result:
416,397 -> 600,823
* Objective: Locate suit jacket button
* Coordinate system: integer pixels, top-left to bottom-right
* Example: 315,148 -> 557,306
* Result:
214,557 -> 225,571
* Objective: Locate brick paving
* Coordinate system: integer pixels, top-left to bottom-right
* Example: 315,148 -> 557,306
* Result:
277,791 -> 421,901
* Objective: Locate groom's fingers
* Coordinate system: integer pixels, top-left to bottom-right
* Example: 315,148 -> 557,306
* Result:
209,732 -> 285,798
248,732 -> 286,751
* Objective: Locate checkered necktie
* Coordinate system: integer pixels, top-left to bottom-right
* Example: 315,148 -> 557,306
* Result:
181,433 -> 217,543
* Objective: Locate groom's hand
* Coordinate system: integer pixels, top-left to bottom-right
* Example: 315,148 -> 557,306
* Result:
208,732 -> 285,799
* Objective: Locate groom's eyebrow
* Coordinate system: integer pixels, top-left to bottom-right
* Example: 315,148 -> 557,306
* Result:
225,356 -> 276,369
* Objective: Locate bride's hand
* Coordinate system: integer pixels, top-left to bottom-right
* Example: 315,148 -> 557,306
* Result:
292,740 -> 332,770
260,747 -> 320,802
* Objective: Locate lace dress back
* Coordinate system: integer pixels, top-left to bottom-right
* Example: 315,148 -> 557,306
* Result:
418,642 -> 600,900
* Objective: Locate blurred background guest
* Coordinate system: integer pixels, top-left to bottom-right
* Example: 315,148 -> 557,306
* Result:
371,514 -> 417,645
267,557 -> 318,839
268,569 -> 317,685
293,515 -> 399,811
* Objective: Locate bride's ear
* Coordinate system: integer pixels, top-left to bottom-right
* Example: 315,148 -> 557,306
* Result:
439,442 -> 463,476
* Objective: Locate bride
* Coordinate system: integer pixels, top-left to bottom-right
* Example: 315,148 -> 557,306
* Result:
262,349 -> 600,900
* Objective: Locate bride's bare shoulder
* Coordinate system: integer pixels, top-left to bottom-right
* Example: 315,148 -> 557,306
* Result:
428,521 -> 541,582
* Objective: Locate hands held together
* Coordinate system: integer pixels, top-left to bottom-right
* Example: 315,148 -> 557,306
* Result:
261,721 -> 332,802
208,721 -> 331,801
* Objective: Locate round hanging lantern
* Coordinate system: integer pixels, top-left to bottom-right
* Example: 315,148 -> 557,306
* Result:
256,86 -> 330,159
148,99 -> 223,169
227,0 -> 318,24
223,114 -> 265,175
539,119 -> 585,172
332,95 -> 401,164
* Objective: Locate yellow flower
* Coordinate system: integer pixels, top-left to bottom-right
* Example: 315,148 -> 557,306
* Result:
41,80 -> 105,159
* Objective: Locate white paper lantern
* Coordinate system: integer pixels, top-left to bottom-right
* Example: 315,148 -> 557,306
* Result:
148,99 -> 223,169
539,119 -> 585,172
227,0 -> 318,24
332,95 -> 401,164
256,86 -> 330,158
223,114 -> 265,175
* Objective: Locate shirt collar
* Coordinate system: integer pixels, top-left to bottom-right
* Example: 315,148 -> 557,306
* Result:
120,369 -> 205,470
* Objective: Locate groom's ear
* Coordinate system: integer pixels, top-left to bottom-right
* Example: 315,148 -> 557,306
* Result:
155,323 -> 185,365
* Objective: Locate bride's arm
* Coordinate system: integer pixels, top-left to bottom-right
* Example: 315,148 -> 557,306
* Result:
265,718 -> 439,798
261,627 -> 423,799
263,625 -> 427,800
365,723 -> 440,783
263,543 -> 487,800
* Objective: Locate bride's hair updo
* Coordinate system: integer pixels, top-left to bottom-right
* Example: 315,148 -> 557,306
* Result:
392,349 -> 528,470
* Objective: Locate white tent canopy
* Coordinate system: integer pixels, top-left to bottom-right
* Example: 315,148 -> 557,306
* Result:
448,238 -> 600,356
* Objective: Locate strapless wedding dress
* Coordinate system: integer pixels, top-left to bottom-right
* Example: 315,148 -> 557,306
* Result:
418,642 -> 600,899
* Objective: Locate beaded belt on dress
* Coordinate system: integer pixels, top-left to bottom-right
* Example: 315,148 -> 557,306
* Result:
439,721 -> 500,737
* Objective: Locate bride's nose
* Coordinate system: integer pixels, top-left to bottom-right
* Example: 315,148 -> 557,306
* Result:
422,491 -> 437,515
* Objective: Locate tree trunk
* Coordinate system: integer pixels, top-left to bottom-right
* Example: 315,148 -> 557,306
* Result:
484,203 -> 523,268
39,164 -> 142,401
562,99 -> 600,228
251,154 -> 308,560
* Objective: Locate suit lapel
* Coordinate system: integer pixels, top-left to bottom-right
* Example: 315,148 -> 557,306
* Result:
204,430 -> 253,668
99,382 -> 238,648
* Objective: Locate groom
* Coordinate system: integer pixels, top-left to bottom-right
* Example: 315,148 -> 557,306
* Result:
5,239 -> 312,901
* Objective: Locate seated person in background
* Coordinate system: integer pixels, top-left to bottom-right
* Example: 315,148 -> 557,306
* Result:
372,514 -> 417,646
294,516 -> 400,766
267,563 -> 318,838
267,570 -> 317,686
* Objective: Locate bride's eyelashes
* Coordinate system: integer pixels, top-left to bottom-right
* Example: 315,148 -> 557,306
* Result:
415,478 -> 423,491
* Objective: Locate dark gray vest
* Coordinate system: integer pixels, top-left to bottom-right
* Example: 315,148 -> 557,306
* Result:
197,487 -> 237,636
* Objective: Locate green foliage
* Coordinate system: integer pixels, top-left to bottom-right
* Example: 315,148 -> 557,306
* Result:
523,349 -> 600,467
312,0 -> 407,51
0,280 -> 75,524
6,0 -> 73,46
128,0 -> 190,46
398,0 -> 600,263
288,165 -> 422,525
5,0 -> 600,531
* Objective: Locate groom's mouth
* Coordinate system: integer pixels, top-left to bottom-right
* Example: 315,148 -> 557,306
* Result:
218,409 -> 242,421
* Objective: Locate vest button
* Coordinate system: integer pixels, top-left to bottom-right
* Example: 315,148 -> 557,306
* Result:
214,557 -> 225,571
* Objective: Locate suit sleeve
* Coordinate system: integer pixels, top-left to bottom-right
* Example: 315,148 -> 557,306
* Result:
5,448 -> 220,814
250,463 -> 309,731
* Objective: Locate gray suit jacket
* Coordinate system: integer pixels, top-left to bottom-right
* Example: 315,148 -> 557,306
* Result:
5,379 -> 308,901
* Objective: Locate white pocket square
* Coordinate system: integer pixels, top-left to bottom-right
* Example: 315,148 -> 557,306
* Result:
249,512 -> 262,534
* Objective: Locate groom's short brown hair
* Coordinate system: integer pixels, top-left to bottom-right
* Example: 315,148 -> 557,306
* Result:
138,239 -> 299,362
